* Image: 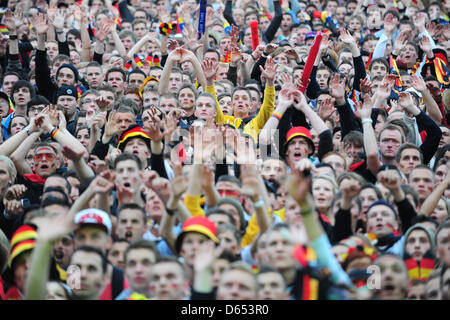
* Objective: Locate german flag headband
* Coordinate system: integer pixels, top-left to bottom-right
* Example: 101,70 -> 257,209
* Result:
117,125 -> 151,151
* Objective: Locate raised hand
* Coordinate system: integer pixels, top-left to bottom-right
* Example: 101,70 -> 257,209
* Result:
88,155 -> 109,174
90,172 -> 115,194
103,110 -> 119,141
329,73 -> 346,103
291,89 -> 309,112
32,13 -> 50,35
319,96 -> 336,121
284,48 -> 300,62
341,178 -> 360,200
360,77 -> 373,95
230,46 -> 242,65
62,145 -> 86,163
398,91 -> 414,108
410,74 -> 427,92
95,21 -> 110,43
50,8 -> 66,30
3,9 -> 16,33
170,162 -> 187,199
202,59 -> 218,81
151,177 -> 172,204
167,38 -> 179,52
374,74 -> 396,101
339,28 -> 357,47
393,30 -> 409,55
260,56 -> 278,86
413,12 -> 427,33
419,36 -> 433,57
354,99 -> 372,120
286,159 -> 313,206
264,43 -> 278,56
378,169 -> 402,192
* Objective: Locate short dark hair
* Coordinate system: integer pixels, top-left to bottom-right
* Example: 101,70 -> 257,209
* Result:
72,245 -> 108,274
217,175 -> 242,188
113,152 -> 143,170
395,143 -> 423,163
118,203 -> 147,224
27,95 -> 50,110
124,239 -> 159,265
11,80 -> 36,104
106,68 -> 126,82
206,208 -> 237,226
127,69 -> 146,82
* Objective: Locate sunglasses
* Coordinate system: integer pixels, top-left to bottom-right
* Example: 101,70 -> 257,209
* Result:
33,153 -> 56,162
218,189 -> 240,197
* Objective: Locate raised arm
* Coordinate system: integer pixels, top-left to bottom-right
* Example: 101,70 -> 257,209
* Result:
9,117 -> 44,175
73,4 -> 92,63
158,49 -> 181,95
356,97 -> 380,176
420,173 -> 450,216
259,87 -> 294,145
287,159 -> 352,288
410,74 -> 442,125
339,28 -> 366,92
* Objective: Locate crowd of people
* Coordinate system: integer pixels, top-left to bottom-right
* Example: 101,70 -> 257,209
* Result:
0,0 -> 449,301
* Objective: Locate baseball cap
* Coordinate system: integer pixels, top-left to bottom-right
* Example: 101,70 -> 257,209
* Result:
283,126 -> 315,157
74,208 -> 112,235
117,124 -> 151,151
175,216 -> 219,254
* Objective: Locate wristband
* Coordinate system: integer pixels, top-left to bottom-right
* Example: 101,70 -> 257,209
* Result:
55,30 -> 64,35
253,199 -> 264,209
361,118 -> 373,124
272,112 -> 282,121
26,128 -> 31,136
166,207 -> 176,216
51,128 -> 60,139
9,35 -> 18,41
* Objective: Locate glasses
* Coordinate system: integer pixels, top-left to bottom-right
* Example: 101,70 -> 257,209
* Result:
29,107 -> 45,113
218,189 -> 240,197
33,153 -> 56,162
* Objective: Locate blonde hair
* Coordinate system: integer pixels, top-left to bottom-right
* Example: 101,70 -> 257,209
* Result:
312,174 -> 338,194
0,155 -> 17,182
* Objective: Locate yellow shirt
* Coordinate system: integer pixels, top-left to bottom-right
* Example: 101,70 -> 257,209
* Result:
205,84 -> 275,143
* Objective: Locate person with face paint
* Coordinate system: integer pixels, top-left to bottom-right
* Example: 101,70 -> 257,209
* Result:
9,109 -> 93,206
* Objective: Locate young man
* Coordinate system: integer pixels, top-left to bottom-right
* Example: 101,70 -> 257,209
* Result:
116,204 -> 148,243
116,240 -> 159,300
84,61 -> 104,90
149,256 -> 190,300
73,208 -> 129,300
106,68 -> 127,98
396,143 -> 423,177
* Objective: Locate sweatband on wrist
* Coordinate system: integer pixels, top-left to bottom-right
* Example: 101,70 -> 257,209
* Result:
51,129 -> 60,139
253,199 -> 264,209
361,118 -> 373,124
272,112 -> 282,121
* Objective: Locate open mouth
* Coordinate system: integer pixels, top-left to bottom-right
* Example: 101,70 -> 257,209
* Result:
383,284 -> 395,293
125,231 -> 133,240
123,182 -> 131,188
40,164 -> 49,170
54,250 -> 64,260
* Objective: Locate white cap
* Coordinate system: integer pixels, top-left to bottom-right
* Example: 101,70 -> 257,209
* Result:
404,87 -> 422,98
74,208 -> 112,235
